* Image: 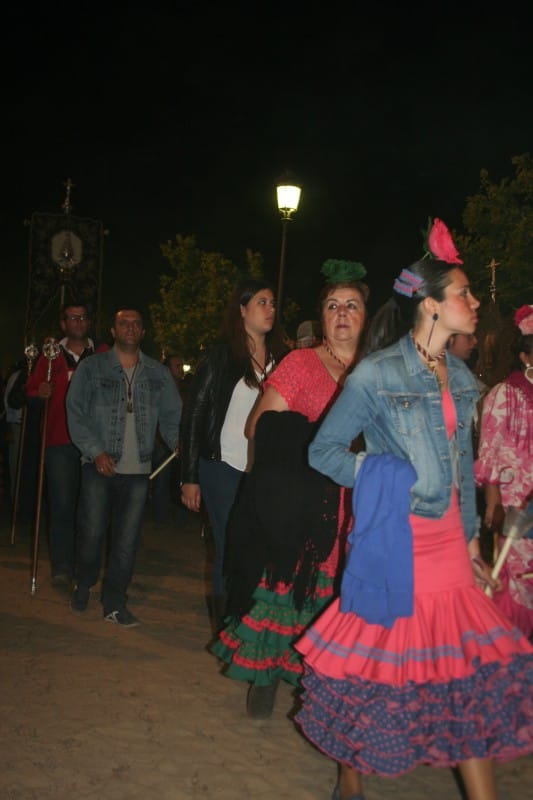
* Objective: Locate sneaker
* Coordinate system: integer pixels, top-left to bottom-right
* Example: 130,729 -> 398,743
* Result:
103,608 -> 140,627
71,585 -> 90,613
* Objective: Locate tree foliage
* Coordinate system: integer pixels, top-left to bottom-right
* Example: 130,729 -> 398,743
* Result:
150,235 -> 264,362
455,153 -> 533,314
150,235 -> 299,365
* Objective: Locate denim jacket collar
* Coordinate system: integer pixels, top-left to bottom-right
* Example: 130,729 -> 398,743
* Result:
400,334 -> 428,378
110,345 -> 147,372
400,333 -> 467,392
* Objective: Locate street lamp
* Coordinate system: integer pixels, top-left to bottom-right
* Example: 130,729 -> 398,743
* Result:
276,174 -> 301,315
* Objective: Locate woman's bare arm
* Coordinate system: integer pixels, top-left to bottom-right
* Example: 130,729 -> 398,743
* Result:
245,385 -> 289,439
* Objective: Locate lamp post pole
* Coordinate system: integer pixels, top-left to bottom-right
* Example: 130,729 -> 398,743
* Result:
275,173 -> 301,321
277,215 -> 289,314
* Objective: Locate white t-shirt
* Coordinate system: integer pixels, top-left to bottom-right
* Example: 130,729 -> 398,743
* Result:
220,363 -> 273,471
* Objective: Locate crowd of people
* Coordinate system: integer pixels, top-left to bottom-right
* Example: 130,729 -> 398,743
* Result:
1,304 -> 184,627
0,218 -> 532,798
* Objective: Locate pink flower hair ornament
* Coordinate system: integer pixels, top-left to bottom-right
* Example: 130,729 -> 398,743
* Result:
514,304 -> 533,335
422,217 -> 463,264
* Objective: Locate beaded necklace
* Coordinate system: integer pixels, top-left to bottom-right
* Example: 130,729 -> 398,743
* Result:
412,334 -> 446,389
323,339 -> 347,370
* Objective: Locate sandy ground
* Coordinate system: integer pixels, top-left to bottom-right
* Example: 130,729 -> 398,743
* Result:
1,504 -> 531,800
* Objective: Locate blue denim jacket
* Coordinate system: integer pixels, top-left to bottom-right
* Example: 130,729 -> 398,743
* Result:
66,347 -> 182,464
308,334 -> 480,541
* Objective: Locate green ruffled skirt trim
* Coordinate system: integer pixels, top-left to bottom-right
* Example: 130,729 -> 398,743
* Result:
211,568 -> 335,687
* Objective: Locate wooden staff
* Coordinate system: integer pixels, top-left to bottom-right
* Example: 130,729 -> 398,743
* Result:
9,343 -> 40,546
30,338 -> 60,595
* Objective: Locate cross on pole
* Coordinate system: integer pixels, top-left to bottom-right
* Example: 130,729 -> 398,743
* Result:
485,257 -> 501,303
62,177 -> 75,215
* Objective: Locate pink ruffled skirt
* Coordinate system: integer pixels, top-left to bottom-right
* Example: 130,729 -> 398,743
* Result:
294,495 -> 533,776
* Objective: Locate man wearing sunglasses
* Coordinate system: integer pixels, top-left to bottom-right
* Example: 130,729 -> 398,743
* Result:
26,303 -> 109,588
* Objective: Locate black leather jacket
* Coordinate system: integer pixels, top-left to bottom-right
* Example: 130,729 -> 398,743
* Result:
180,342 -> 247,484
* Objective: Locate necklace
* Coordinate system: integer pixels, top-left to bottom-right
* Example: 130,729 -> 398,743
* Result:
251,353 -> 272,389
123,362 -> 139,413
412,334 -> 446,388
323,339 -> 347,370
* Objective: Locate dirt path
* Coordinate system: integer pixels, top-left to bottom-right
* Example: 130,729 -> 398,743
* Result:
1,510 -> 531,799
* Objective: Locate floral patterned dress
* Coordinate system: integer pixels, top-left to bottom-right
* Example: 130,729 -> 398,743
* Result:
475,372 -> 533,638
211,348 -> 353,686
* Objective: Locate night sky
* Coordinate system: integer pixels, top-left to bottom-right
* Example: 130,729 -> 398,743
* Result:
2,2 -> 532,366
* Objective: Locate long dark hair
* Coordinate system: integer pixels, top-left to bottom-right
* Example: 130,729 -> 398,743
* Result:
220,277 -> 287,389
364,259 -> 457,356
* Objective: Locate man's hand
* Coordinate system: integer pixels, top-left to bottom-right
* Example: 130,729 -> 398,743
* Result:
37,381 -> 54,399
94,452 -> 116,477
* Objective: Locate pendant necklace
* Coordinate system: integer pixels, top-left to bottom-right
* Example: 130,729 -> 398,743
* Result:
323,339 -> 347,370
412,334 -> 446,389
124,362 -> 139,413
251,352 -> 272,389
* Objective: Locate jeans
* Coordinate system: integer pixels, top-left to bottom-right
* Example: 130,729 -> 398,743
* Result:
150,436 -> 183,523
199,458 -> 244,596
14,398 -> 41,525
76,463 -> 149,614
45,443 -> 81,575
7,422 -> 22,500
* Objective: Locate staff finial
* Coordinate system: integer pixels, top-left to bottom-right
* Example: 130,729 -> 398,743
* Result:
62,178 -> 75,215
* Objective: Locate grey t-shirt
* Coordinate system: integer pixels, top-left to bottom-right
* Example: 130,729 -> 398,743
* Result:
115,365 -> 151,475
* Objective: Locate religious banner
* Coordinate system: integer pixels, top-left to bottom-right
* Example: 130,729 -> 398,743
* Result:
24,209 -> 104,345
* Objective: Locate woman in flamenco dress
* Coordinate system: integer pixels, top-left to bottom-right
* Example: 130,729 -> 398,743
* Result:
295,220 -> 533,800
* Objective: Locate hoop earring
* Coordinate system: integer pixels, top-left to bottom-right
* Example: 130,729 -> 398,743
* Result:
426,312 -> 438,349
526,362 -> 533,383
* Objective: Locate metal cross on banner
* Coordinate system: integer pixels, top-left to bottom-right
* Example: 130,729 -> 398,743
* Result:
486,257 -> 501,304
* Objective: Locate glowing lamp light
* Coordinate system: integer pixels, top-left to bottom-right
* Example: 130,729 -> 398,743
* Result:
276,182 -> 301,220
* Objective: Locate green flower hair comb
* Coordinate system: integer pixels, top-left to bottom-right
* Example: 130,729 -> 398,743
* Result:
321,259 -> 367,283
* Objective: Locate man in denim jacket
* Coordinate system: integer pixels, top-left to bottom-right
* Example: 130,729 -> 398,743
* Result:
67,307 -> 182,627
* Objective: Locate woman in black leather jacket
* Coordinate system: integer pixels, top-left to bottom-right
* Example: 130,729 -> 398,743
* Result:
180,277 -> 288,630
